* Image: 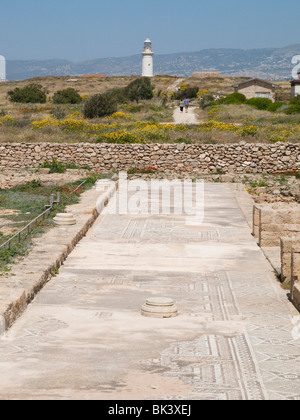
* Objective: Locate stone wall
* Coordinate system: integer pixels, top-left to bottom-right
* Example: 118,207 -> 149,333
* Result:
280,236 -> 300,283
278,238 -> 300,311
253,204 -> 300,247
1,142 -> 300,174
291,246 -> 300,312
192,72 -> 222,79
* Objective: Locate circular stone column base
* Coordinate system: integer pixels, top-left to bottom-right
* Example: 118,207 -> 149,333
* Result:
141,297 -> 178,318
53,213 -> 76,225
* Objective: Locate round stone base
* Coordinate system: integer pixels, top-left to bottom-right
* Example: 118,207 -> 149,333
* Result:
141,297 -> 178,318
53,213 -> 76,225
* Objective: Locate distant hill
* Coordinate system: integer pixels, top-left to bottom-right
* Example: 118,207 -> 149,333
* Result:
5,44 -> 300,81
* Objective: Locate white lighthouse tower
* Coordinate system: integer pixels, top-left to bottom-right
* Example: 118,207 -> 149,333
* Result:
142,38 -> 154,77
0,55 -> 6,82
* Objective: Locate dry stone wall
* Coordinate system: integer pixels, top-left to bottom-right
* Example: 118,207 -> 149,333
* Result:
1,142 -> 300,174
192,72 -> 222,79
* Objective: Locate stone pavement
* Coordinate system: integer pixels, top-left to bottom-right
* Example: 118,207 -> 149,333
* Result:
0,182 -> 299,400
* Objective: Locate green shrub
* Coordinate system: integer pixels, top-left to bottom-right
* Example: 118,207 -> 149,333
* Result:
125,104 -> 144,113
269,135 -> 287,143
267,102 -> 286,112
12,178 -> 43,192
52,88 -> 82,104
40,159 -> 66,173
108,88 -> 128,105
96,132 -> 142,144
246,98 -> 272,110
241,125 -> 258,137
200,93 -> 215,109
83,92 -> 118,118
124,77 -> 154,103
283,104 -> 300,114
172,86 -> 199,100
290,96 -> 300,106
218,93 -> 246,105
51,106 -> 67,120
281,96 -> 300,114
39,159 -> 80,173
8,84 -> 47,104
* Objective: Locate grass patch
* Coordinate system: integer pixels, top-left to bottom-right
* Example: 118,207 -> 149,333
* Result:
0,171 -> 108,272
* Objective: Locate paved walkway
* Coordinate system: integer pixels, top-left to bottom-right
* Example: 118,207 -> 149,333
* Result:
0,183 -> 300,400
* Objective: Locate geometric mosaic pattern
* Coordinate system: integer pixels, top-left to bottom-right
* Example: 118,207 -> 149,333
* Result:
0,183 -> 299,400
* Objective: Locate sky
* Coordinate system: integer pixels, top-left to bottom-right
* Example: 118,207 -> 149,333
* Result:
0,0 -> 299,61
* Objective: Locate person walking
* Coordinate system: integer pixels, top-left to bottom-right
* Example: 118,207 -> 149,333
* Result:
179,99 -> 184,113
184,98 -> 189,113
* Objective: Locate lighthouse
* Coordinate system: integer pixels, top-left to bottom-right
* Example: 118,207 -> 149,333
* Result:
142,38 -> 154,77
0,55 -> 6,82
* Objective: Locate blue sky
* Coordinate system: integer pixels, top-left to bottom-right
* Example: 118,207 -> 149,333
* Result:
0,0 -> 299,61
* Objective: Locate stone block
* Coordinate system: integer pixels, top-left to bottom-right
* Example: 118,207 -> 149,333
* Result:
39,168 -> 50,174
291,249 -> 300,312
260,209 -> 276,224
253,205 -> 261,238
259,232 -> 280,247
280,237 -> 300,283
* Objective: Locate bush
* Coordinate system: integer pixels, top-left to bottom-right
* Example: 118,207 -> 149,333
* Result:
172,86 -> 199,100
267,102 -> 286,112
52,88 -> 82,104
283,104 -> 300,115
40,158 -> 66,173
200,93 -> 215,109
51,106 -> 67,120
108,88 -> 128,105
246,98 -> 272,110
83,92 -> 118,118
125,77 -> 154,103
290,96 -> 300,106
281,96 -> 300,114
39,159 -> 80,173
218,93 -> 246,105
97,131 -> 142,144
8,84 -> 47,104
241,125 -> 258,137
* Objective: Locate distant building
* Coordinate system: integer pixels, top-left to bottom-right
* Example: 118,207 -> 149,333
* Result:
0,55 -> 6,81
233,78 -> 279,102
192,72 -> 222,79
142,38 -> 154,77
290,71 -> 300,97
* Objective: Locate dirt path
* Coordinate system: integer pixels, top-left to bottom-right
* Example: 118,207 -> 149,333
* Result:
172,106 -> 199,124
166,77 -> 185,92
